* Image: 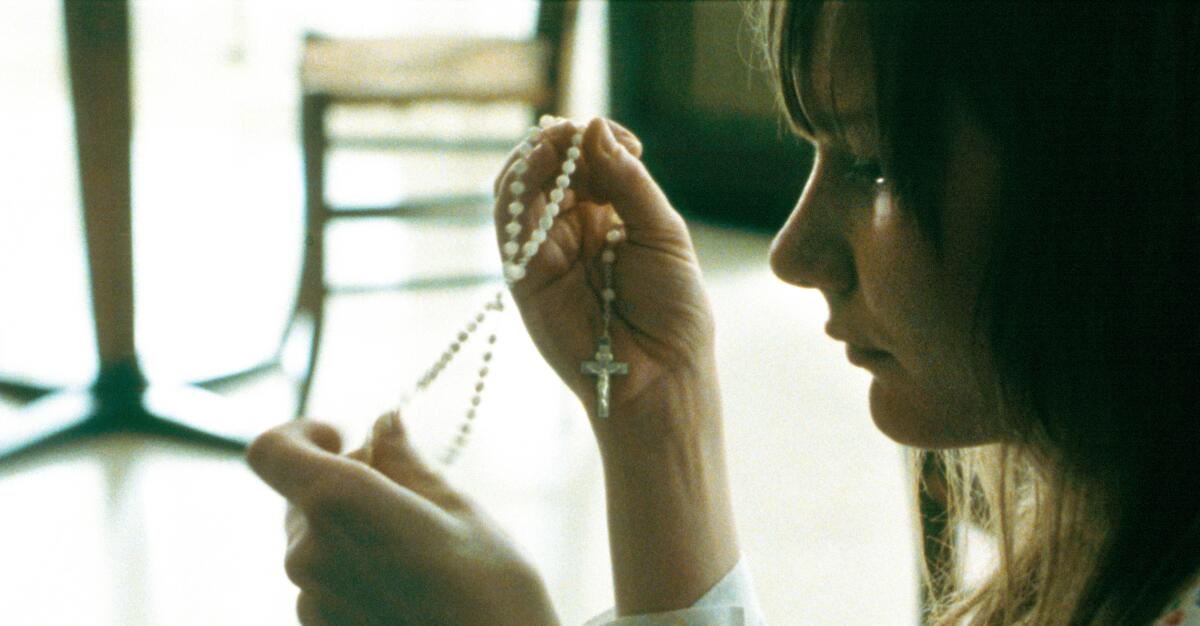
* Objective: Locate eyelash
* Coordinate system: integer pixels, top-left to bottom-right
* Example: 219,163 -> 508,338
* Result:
845,157 -> 887,188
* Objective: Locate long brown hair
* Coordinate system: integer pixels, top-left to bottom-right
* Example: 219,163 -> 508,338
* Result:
754,2 -> 1200,624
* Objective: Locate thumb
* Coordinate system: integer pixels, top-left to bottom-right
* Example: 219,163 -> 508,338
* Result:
581,117 -> 687,238
368,411 -> 472,514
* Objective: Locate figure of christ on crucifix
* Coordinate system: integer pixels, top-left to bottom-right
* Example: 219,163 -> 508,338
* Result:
581,337 -> 628,419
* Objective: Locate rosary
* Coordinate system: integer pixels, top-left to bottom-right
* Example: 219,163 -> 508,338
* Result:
395,116 -> 627,465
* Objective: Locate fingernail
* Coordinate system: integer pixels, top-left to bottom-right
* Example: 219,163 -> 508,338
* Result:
598,119 -> 619,153
373,410 -> 401,439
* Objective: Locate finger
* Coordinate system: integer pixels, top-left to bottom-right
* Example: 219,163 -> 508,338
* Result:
492,119 -> 578,200
251,422 -> 462,574
368,411 -> 473,515
580,117 -> 686,237
286,504 -> 307,540
493,121 -> 582,253
606,118 -> 644,159
247,421 -> 346,502
492,125 -> 542,199
347,445 -> 370,464
248,420 -> 432,522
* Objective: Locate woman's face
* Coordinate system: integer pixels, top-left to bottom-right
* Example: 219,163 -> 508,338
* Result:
769,4 -> 1006,448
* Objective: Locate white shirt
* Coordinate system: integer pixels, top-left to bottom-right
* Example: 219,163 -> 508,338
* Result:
584,559 -> 765,626
583,559 -> 1200,626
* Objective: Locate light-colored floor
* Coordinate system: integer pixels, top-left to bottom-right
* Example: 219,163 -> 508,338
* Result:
0,2 -> 918,624
0,222 -> 918,626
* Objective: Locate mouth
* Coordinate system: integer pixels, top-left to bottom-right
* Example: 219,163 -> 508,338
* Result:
844,344 -> 892,370
825,321 -> 893,371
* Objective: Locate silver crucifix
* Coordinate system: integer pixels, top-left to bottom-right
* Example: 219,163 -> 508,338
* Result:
581,337 -> 628,419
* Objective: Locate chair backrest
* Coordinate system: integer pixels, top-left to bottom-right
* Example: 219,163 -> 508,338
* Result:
534,0 -> 579,117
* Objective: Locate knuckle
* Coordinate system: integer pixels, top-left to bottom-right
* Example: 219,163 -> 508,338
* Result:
284,539 -> 321,588
245,429 -> 286,474
295,476 -> 346,518
298,471 -> 368,524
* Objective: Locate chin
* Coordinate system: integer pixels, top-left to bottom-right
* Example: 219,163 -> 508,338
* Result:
868,378 -> 998,449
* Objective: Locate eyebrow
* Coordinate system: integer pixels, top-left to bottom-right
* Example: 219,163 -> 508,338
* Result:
797,109 -> 879,151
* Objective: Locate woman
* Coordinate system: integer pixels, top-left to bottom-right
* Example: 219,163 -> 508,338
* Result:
247,2 -> 1200,624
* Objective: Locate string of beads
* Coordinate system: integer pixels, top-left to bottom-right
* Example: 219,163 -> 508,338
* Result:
397,117 -> 620,466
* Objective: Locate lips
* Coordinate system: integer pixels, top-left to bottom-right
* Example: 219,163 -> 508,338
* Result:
844,344 -> 892,368
826,320 -> 892,371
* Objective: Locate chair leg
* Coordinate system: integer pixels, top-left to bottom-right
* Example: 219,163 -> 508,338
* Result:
295,302 -> 325,418
293,93 -> 329,418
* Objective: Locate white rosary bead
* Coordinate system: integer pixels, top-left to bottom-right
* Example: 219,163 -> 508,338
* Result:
504,263 -> 526,282
427,125 -> 615,465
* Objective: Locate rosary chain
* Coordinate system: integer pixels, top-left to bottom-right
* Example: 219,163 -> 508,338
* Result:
397,117 -> 624,465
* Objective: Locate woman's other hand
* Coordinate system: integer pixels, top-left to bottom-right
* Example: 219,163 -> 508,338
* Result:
246,415 -> 560,626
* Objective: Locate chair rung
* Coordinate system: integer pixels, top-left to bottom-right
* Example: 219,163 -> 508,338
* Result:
329,137 -> 518,152
327,195 -> 495,220
328,273 -> 499,295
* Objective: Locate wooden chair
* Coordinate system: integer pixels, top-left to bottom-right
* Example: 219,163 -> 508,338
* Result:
290,2 -> 578,416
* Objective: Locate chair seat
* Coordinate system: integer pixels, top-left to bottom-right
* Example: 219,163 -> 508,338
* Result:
302,37 -> 552,105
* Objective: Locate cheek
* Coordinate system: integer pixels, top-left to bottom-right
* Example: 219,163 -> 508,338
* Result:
856,194 -> 1001,446
856,193 -> 950,337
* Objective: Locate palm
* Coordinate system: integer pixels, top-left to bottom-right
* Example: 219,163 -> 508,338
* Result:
509,195 -> 713,421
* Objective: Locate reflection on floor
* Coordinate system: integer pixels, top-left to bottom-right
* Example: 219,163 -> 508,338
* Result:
0,1 -> 916,623
0,219 -> 917,625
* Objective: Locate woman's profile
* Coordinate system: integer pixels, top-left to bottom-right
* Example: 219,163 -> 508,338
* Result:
246,2 -> 1200,624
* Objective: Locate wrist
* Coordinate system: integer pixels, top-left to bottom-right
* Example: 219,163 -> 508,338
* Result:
592,356 -> 723,461
591,360 -> 740,614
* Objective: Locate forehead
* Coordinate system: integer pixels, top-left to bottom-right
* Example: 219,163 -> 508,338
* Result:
801,3 -> 878,148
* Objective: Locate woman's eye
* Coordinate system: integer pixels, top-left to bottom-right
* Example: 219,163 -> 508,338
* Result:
845,157 -> 886,187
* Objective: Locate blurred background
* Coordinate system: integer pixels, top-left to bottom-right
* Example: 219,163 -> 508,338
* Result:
0,1 -> 919,624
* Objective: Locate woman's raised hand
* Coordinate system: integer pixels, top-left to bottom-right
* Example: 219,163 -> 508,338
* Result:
492,118 -> 719,448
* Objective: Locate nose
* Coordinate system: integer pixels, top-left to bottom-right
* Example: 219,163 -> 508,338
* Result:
768,156 -> 855,295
